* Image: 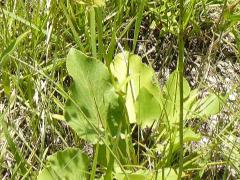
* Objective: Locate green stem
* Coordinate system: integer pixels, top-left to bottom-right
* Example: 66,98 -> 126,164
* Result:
96,7 -> 105,61
177,0 -> 184,179
90,7 -> 97,58
90,142 -> 99,180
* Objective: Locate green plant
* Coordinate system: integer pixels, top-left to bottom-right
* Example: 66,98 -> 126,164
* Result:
148,0 -> 197,36
1,0 -> 239,179
38,48 -> 224,179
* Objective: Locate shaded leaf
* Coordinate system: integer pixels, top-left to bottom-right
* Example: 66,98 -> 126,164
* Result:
193,93 -> 224,119
37,148 -> 89,180
173,128 -> 201,152
65,48 -> 125,143
183,89 -> 199,119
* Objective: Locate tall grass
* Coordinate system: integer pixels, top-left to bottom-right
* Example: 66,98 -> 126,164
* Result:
0,0 -> 240,179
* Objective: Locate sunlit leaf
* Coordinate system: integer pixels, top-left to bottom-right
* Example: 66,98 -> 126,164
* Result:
135,87 -> 161,127
110,52 -> 162,126
115,168 -> 178,180
75,0 -> 105,7
162,70 -> 191,126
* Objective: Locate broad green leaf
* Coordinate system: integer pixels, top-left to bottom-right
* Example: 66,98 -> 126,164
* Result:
192,93 -> 224,119
183,89 -> 199,119
65,48 -> 125,143
111,52 -> 161,97
172,128 -> 201,152
157,168 -> 178,180
163,70 -> 191,102
184,90 -> 224,120
135,87 -> 161,128
162,70 -> 191,126
115,168 -> 178,180
37,148 -> 89,180
115,173 -> 147,180
75,0 -> 105,7
110,52 -> 162,125
161,70 -> 224,127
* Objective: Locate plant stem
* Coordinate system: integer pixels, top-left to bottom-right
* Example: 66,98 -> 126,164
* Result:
177,0 -> 184,179
96,7 -> 105,61
90,7 -> 97,58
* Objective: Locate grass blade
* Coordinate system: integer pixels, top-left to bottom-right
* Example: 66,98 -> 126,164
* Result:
90,7 -> 97,58
177,0 -> 185,178
0,113 -> 28,176
132,0 -> 145,52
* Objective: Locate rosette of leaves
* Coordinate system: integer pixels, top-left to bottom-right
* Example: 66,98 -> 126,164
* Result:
38,49 -> 225,179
